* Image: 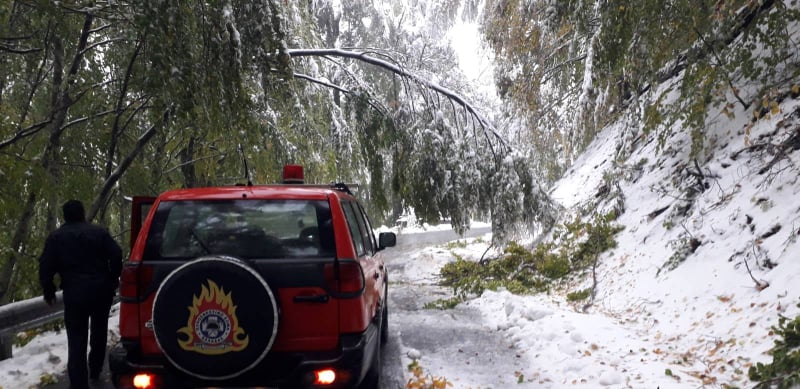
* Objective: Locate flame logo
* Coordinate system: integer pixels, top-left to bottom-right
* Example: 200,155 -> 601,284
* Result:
177,279 -> 249,354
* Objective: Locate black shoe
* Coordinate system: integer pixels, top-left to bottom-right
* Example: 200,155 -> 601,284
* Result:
89,371 -> 100,381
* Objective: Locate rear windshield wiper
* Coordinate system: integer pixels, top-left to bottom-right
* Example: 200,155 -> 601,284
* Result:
190,227 -> 212,254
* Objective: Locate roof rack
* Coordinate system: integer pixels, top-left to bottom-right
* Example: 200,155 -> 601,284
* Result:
331,182 -> 356,195
286,182 -> 359,195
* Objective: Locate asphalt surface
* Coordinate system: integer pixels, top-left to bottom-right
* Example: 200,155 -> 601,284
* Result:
45,226 -> 493,389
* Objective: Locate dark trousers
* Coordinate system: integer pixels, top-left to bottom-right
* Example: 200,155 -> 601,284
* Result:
63,287 -> 113,389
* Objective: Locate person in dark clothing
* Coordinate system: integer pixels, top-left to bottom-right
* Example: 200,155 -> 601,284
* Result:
39,200 -> 123,389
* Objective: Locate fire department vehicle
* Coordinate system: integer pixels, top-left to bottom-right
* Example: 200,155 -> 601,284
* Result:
110,165 -> 395,388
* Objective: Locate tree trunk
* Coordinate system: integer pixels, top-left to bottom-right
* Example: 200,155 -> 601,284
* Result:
88,107 -> 172,222
179,136 -> 198,188
0,14 -> 96,303
0,192 -> 36,304
105,40 -> 142,179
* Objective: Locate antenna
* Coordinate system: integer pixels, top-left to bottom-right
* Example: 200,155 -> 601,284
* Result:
238,144 -> 253,186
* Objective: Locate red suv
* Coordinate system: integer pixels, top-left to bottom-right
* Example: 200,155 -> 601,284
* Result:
110,166 -> 396,388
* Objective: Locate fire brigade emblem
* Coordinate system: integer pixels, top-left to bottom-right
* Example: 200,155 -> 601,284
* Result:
178,279 -> 249,354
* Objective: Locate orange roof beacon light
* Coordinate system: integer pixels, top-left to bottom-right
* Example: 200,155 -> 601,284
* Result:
283,164 -> 305,184
313,369 -> 337,385
132,373 -> 154,389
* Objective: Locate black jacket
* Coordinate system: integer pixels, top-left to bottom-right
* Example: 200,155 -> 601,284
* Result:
38,221 -> 123,301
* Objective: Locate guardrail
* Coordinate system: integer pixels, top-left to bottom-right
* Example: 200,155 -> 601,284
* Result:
0,292 -> 65,361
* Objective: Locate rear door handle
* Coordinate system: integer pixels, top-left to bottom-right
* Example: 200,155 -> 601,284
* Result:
293,294 -> 329,303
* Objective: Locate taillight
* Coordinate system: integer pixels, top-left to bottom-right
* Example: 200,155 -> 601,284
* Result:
130,372 -> 163,389
120,262 -> 153,300
116,373 -> 161,389
314,369 -> 337,385
305,369 -> 350,386
324,261 -> 365,295
133,373 -> 154,389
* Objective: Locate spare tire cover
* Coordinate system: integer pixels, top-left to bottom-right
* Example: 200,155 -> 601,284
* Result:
152,255 -> 278,380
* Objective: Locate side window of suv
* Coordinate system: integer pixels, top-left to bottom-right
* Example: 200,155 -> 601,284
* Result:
342,201 -> 366,257
354,203 -> 375,255
364,210 -> 378,251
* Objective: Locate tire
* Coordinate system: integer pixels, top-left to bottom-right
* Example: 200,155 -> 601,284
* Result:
151,255 -> 278,380
359,320 -> 382,389
380,288 -> 389,345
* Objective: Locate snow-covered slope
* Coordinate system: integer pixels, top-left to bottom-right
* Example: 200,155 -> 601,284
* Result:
486,78 -> 800,386
440,86 -> 800,388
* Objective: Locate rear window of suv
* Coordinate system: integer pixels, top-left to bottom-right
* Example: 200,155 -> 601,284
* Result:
143,199 -> 335,260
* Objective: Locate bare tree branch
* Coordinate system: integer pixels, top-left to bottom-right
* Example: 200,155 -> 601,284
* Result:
80,37 -> 126,56
88,23 -> 113,34
293,72 -> 388,116
294,72 -> 350,94
0,120 -> 52,150
542,54 -> 587,84
0,44 -> 42,54
0,23 -> 54,151
106,39 -> 143,178
61,109 -> 117,131
67,15 -> 95,79
164,151 -> 225,175
88,107 -> 174,221
692,26 -> 748,109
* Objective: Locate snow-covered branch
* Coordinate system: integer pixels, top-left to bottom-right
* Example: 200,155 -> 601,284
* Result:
293,73 -> 350,94
287,48 -> 508,149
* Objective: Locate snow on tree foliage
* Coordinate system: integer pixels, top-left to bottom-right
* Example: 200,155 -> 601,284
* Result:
491,155 -> 524,243
282,1 -> 561,239
0,0 -> 566,302
483,0 -> 800,181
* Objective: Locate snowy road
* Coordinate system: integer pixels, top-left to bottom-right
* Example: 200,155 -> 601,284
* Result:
379,227 -> 534,389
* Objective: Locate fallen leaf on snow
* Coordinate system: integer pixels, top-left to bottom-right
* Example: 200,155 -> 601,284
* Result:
717,295 -> 733,303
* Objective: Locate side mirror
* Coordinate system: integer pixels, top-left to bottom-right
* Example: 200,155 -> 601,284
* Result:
378,232 -> 397,250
